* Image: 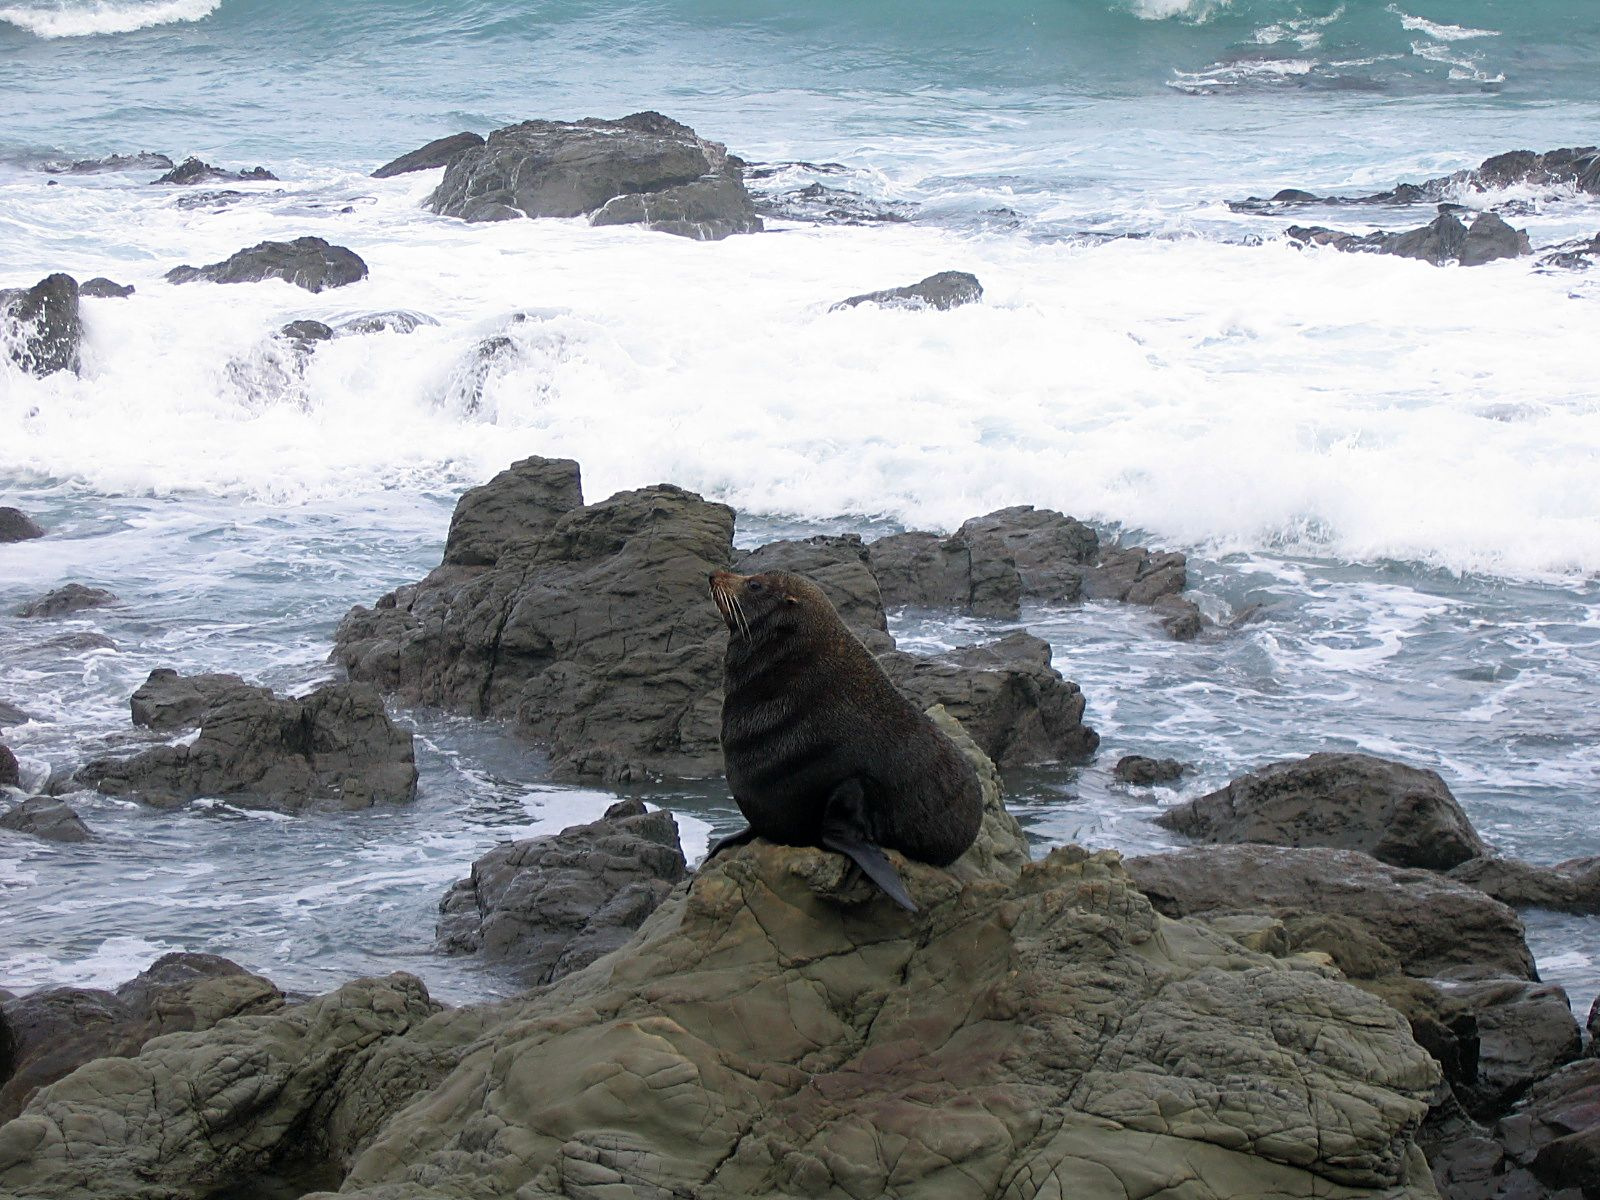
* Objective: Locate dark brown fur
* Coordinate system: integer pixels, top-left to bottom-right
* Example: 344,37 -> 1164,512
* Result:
708,569 -> 982,891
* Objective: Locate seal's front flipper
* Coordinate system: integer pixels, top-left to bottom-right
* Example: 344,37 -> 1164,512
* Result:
703,824 -> 758,863
821,779 -> 918,913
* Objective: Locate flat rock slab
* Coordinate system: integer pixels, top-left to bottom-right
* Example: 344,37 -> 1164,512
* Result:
0,796 -> 90,843
166,236 -> 368,292
15,583 -> 118,618
1157,751 -> 1488,870
371,131 -> 484,178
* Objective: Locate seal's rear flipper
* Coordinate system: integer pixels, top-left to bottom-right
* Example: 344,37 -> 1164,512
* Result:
703,824 -> 758,862
820,832 -> 918,912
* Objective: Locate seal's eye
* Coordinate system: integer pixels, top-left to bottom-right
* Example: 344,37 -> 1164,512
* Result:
747,581 -> 765,594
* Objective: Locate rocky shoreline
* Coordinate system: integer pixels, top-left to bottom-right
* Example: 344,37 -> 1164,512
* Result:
3,453 -> 1599,1198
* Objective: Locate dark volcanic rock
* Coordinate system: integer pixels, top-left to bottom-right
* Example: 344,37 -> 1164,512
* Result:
866,529 -> 1021,618
0,953 -> 281,1124
1537,231 -> 1600,271
0,507 -> 45,542
42,151 -> 173,175
153,157 -> 277,186
832,269 -> 983,311
437,798 -> 687,985
335,458 -> 1100,781
428,111 -> 761,240
1156,752 -> 1488,870
1126,844 -> 1536,980
1448,855 -> 1600,916
0,745 -> 18,789
372,131 -> 485,178
78,276 -> 134,298
0,273 -> 81,376
15,583 -> 118,618
0,796 -> 89,843
279,318 -> 334,345
1440,979 -> 1584,1113
1287,211 -> 1531,266
129,668 -> 267,731
80,678 -> 416,813
1115,755 -> 1187,785
166,236 -> 368,292
1459,211 -> 1533,266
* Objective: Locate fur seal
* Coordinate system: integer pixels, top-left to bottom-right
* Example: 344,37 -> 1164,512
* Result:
706,568 -> 983,911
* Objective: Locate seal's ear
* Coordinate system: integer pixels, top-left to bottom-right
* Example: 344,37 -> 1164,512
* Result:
784,595 -> 799,605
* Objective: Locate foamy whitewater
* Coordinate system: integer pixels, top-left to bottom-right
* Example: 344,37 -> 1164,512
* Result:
1,0 -> 1598,1009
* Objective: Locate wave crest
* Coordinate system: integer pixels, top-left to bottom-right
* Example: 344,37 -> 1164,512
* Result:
0,0 -> 220,39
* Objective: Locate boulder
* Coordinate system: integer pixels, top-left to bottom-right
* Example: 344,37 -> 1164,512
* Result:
79,678 -> 416,814
832,269 -> 983,311
0,953 -> 282,1124
1448,855 -> 1600,915
42,151 -> 173,175
1126,844 -> 1537,980
0,273 -> 81,376
1287,212 -> 1531,266
1156,752 -> 1488,870
437,798 -> 687,984
427,111 -> 762,240
866,530 -> 1022,618
371,131 -> 484,178
0,797 -> 90,843
279,318 -> 334,345
129,667 -> 267,731
78,277 -> 134,298
152,157 -> 277,185
0,742 -> 1445,1200
166,237 -> 368,292
14,583 -> 118,618
0,507 -> 45,542
334,458 -> 1098,781
1459,212 -> 1533,266
1438,979 -> 1584,1112
0,744 -> 17,789
1114,755 -> 1187,785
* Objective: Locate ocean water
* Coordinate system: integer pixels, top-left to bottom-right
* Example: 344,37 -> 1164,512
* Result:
1,0 -> 1597,1012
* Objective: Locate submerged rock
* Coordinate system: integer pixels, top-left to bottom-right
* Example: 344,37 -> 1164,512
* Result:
79,675 -> 416,814
0,273 -> 82,377
0,953 -> 283,1124
166,236 -> 369,292
1115,754 -> 1187,785
1537,231 -> 1600,271
0,701 -> 32,727
437,797 -> 687,984
152,157 -> 277,185
278,318 -> 334,346
78,276 -> 134,298
1157,752 -> 1489,870
0,507 -> 45,542
832,269 -> 983,311
0,734 -> 1444,1199
371,131 -> 484,178
41,151 -> 174,175
0,796 -> 90,843
428,111 -> 762,240
334,310 -> 438,336
15,583 -> 118,618
1287,211 -> 1531,266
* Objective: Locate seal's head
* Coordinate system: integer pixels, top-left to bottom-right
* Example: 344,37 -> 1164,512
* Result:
709,570 -> 831,642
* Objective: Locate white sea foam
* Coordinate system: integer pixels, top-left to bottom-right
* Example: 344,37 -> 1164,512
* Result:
1387,5 -> 1499,42
0,0 -> 219,39
1124,0 -> 1232,21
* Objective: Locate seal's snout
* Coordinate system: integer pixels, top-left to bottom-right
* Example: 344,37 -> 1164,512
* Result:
709,570 -> 749,637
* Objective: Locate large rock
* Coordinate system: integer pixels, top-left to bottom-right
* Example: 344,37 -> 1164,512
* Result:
1156,752 -> 1488,871
78,277 -> 133,298
152,157 -> 277,185
0,953 -> 282,1124
371,131 -> 484,178
334,459 -> 1098,781
437,797 -> 687,984
1126,844 -> 1537,980
1438,979 -> 1584,1113
1287,212 -> 1532,267
1448,854 -> 1600,915
79,678 -> 416,814
166,236 -> 368,292
427,111 -> 762,240
14,583 -> 118,618
832,269 -> 983,311
128,667 -> 267,731
1115,755 -> 1187,785
0,796 -> 90,843
0,749 -> 1445,1199
0,508 -> 44,542
0,273 -> 81,377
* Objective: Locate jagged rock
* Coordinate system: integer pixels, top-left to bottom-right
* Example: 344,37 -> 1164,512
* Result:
1157,752 -> 1488,870
79,678 -> 416,814
1287,211 -> 1531,266
441,455 -> 584,567
1114,755 -> 1186,785
1438,979 -> 1584,1113
0,797 -> 89,843
129,667 -> 267,731
1126,844 -> 1536,980
0,745 -> 18,789
832,269 -> 983,311
1459,212 -> 1533,266
371,131 -> 484,178
0,507 -> 45,542
0,273 -> 81,376
428,111 -> 761,240
867,530 -> 1022,618
15,583 -> 118,618
0,953 -> 282,1124
335,459 -> 1098,781
78,277 -> 133,298
334,310 -> 438,336
437,798 -> 687,984
166,237 -> 368,292
1448,855 -> 1600,915
0,734 -> 1444,1200
1538,232 -> 1600,271
152,157 -> 277,185
41,151 -> 173,175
